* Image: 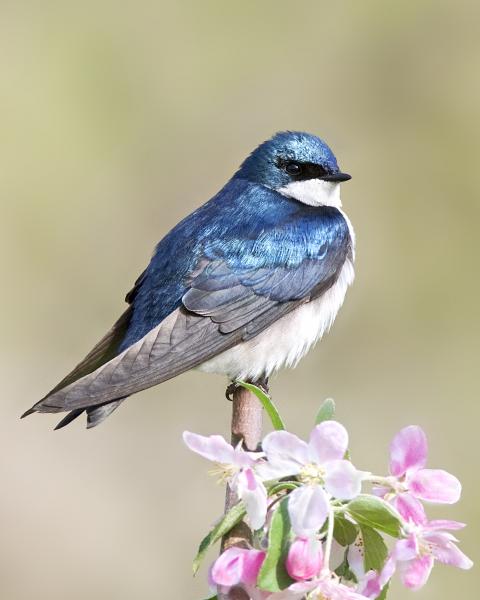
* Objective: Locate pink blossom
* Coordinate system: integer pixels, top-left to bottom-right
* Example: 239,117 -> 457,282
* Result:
210,547 -> 267,599
346,533 -> 395,599
259,422 -> 364,537
211,547 -> 265,586
268,571 -> 369,599
183,431 -> 267,529
286,537 -> 323,581
388,494 -> 473,590
377,426 -> 461,504
355,570 -> 386,600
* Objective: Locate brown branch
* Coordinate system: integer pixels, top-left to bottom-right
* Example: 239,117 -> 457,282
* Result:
218,384 -> 263,600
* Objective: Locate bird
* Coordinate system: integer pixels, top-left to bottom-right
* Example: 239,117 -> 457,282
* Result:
22,131 -> 355,430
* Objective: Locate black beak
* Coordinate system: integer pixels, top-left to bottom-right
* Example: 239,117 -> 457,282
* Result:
322,172 -> 352,183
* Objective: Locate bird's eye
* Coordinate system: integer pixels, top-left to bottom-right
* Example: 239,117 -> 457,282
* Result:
285,162 -> 302,176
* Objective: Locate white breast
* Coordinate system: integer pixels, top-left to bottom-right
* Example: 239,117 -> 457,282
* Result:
199,180 -> 355,381
197,258 -> 355,381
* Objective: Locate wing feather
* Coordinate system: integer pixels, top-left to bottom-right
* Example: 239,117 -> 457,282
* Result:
27,202 -> 352,417
32,266 -> 342,414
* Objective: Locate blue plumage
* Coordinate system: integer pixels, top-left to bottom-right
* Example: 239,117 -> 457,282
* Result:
236,131 -> 340,188
25,131 -> 354,429
122,179 -> 350,349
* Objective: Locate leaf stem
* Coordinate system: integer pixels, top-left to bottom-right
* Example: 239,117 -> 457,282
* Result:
237,381 -> 285,430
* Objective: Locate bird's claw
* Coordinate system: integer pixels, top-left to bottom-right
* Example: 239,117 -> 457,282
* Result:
225,382 -> 239,401
225,377 -> 270,401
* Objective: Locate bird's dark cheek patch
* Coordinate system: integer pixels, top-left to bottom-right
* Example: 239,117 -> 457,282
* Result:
277,159 -> 329,182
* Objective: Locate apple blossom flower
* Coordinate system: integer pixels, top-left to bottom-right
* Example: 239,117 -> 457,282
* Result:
187,418 -> 472,600
259,422 -> 364,536
342,534 -> 395,599
355,570 -> 388,600
268,570 -> 369,600
286,536 -> 323,581
388,494 -> 473,590
374,426 -> 461,504
210,547 -> 267,600
183,431 -> 267,529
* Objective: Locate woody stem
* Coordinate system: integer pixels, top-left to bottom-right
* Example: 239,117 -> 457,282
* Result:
219,382 -> 264,600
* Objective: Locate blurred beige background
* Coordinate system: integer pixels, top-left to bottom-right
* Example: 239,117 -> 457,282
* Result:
1,1 -> 478,598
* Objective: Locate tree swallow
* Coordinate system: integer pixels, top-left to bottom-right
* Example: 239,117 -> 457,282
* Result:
23,131 -> 354,429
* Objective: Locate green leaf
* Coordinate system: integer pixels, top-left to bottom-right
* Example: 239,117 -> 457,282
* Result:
193,501 -> 246,575
315,397 -> 336,424
267,481 -> 300,495
360,524 -> 388,572
346,495 -> 402,538
202,596 -> 218,600
333,514 -> 358,546
237,381 -> 286,430
257,499 -> 294,592
335,548 -> 358,583
377,583 -> 390,600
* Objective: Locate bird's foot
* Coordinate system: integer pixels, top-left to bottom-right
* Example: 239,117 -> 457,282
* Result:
225,381 -> 240,401
225,377 -> 270,401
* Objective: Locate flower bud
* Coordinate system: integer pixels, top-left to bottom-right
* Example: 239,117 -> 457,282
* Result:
286,536 -> 323,581
210,547 -> 265,588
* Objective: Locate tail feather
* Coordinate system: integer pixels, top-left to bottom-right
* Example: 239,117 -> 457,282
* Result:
53,398 -> 126,430
86,398 -> 125,429
54,409 -> 84,430
22,307 -> 133,427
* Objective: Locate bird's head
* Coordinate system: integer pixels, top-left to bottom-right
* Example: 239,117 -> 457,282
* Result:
235,131 -> 351,208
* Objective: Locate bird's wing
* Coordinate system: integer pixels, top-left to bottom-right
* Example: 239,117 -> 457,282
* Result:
28,220 -> 351,414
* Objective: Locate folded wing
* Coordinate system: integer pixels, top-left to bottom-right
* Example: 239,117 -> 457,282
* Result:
27,241 -> 348,414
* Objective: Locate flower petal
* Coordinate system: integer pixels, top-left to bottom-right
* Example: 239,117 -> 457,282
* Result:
389,425 -> 427,477
358,557 -> 396,598
269,580 -> 318,600
324,459 -> 363,500
236,469 -> 268,530
240,549 -> 266,585
348,534 -> 366,579
357,571 -> 382,599
262,431 -> 309,477
308,421 -> 349,464
288,485 -> 329,537
210,547 -> 265,589
318,576 -> 368,600
426,519 -> 466,531
393,493 -> 427,525
286,537 -> 323,581
398,555 -> 434,590
408,468 -> 461,504
372,485 -> 390,499
255,460 -> 293,481
394,535 -> 418,561
233,445 -> 260,469
210,548 -> 245,587
379,555 -> 397,587
183,431 -> 235,464
431,540 -> 473,570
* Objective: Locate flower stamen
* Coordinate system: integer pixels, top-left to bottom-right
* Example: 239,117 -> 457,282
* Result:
208,462 -> 238,484
299,463 -> 326,485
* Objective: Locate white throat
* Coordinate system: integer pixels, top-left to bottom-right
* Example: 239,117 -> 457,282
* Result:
278,179 -> 342,208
